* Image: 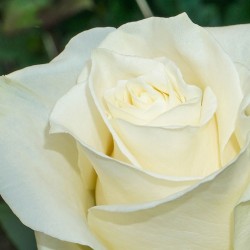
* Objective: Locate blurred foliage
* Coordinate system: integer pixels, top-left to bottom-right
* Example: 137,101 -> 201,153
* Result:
0,0 -> 250,249
0,202 -> 36,250
0,0 -> 250,75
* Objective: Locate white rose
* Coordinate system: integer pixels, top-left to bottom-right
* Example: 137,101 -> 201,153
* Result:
1,13 -> 250,250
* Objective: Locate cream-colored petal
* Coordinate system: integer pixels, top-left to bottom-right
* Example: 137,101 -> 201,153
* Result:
111,116 -> 219,177
146,100 -> 201,126
50,82 -> 112,154
206,24 -> 250,68
100,13 -> 242,154
221,64 -> 250,164
35,232 -> 91,250
150,86 -> 217,127
0,77 -> 101,249
88,143 -> 250,250
76,143 -> 200,206
0,27 -> 114,249
221,133 -> 240,166
90,48 -> 159,101
237,96 -> 250,147
234,63 -> 250,98
234,204 -> 250,250
235,66 -> 250,148
233,147 -> 250,250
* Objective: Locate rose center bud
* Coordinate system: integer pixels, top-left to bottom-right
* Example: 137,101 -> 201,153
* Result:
104,57 -> 205,127
90,49 -> 219,177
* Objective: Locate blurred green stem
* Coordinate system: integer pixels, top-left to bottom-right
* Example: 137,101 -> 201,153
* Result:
42,32 -> 58,59
135,0 -> 153,17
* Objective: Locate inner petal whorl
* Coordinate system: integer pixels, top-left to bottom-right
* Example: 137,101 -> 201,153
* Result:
103,57 -> 205,127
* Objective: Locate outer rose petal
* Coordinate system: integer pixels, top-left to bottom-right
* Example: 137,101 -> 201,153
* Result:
234,87 -> 250,249
88,143 -> 250,250
206,24 -> 250,68
234,179 -> 250,250
50,83 -> 112,155
77,143 -> 200,205
35,232 -> 91,250
236,94 -> 250,147
0,28 -> 114,249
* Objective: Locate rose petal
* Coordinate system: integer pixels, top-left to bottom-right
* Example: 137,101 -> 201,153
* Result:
235,63 -> 250,94
50,83 -> 112,154
237,96 -> 250,146
207,24 -> 250,68
76,143 -> 200,206
150,86 -> 217,126
219,63 -> 250,165
99,13 -> 242,155
111,116 -> 219,176
234,157 -> 250,250
88,144 -> 250,250
35,232 -> 91,250
0,27 -> 113,249
0,77 -> 100,248
221,133 -> 240,166
235,66 -> 250,148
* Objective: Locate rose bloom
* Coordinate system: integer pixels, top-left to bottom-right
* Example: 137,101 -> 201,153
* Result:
1,13 -> 250,250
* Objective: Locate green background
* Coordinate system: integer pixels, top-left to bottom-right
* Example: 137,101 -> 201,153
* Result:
1,0 -> 250,249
